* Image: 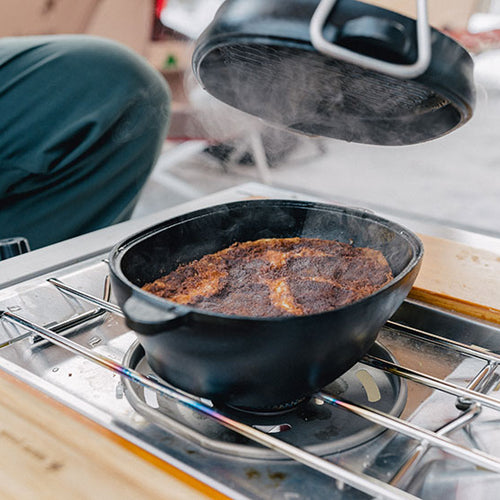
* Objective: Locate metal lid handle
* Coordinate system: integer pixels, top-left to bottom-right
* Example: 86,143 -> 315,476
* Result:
309,0 -> 431,79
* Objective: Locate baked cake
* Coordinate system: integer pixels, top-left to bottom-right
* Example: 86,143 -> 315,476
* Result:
142,237 -> 393,317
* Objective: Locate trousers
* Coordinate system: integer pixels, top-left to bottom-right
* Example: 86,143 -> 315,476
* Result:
0,35 -> 170,250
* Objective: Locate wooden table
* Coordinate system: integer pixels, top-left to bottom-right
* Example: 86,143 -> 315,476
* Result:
411,233 -> 500,325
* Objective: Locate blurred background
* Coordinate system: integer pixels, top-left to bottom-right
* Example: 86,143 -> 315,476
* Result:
2,0 -> 500,240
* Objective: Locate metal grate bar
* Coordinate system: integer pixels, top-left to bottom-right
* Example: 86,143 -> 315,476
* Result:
317,392 -> 500,473
0,309 -> 416,500
40,278 -> 500,494
32,275 -> 112,344
457,361 -> 498,410
386,319 -> 500,364
47,277 -> 124,317
0,276 -> 112,349
363,354 -> 500,411
389,403 -> 481,488
388,362 -> 497,488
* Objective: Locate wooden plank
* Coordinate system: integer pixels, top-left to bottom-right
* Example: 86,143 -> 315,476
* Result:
0,369 -> 227,500
410,234 -> 500,324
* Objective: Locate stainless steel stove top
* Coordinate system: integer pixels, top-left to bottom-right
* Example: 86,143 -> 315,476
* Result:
1,184 -> 500,499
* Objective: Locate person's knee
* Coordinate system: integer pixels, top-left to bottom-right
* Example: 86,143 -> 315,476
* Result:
0,35 -> 171,247
54,36 -> 172,185
37,36 -> 171,180
1,34 -> 171,160
48,35 -> 171,134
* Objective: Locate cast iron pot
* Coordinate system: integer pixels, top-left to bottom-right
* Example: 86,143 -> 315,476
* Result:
109,199 -> 423,411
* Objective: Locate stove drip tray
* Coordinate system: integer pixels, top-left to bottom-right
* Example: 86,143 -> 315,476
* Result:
122,341 -> 407,459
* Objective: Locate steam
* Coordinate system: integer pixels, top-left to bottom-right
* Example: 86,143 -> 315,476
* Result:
194,37 -> 472,146
184,69 -> 305,182
186,70 -> 265,139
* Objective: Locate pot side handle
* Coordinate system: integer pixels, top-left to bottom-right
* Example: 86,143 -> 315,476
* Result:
122,294 -> 188,335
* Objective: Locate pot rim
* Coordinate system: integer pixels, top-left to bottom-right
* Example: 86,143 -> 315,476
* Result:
109,198 -> 424,323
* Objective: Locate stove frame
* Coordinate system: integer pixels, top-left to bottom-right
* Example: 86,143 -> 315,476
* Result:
1,184 -> 500,499
0,254 -> 500,499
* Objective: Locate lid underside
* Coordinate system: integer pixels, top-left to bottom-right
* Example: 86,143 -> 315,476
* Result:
195,41 -> 470,146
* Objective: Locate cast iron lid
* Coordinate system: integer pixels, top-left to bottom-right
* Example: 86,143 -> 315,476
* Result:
192,0 -> 476,146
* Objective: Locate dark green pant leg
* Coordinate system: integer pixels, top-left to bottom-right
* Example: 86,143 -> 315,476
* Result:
0,35 -> 170,249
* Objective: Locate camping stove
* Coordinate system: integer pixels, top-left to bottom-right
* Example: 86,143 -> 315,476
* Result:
1,184 -> 500,499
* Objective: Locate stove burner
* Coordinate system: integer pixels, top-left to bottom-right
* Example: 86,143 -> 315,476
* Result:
223,397 -> 307,416
122,341 -> 407,459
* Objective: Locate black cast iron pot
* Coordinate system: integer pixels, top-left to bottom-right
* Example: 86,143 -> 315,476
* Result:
109,199 -> 423,411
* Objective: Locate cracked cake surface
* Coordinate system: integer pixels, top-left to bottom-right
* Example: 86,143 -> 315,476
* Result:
142,237 -> 393,317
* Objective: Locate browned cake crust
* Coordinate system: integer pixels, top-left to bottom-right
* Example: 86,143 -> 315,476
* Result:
142,237 -> 393,317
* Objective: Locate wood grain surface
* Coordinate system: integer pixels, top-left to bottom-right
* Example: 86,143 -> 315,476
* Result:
410,234 -> 500,324
0,369 -> 226,500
